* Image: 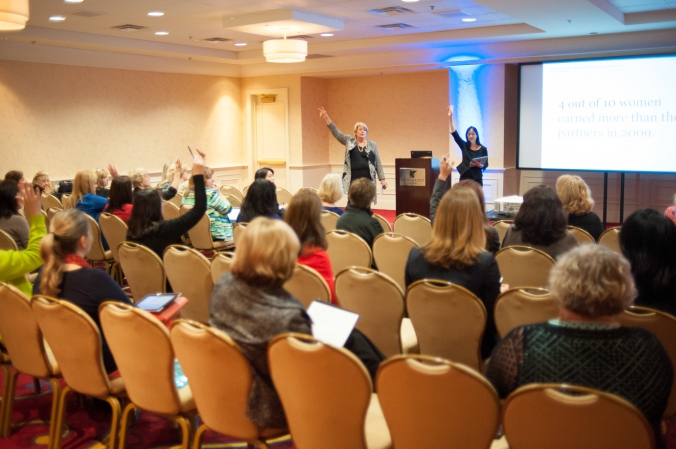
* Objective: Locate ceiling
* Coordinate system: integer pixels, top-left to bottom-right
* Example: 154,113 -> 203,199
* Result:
0,0 -> 675,77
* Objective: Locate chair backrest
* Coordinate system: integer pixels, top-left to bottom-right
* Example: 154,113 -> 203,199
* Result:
83,213 -> 109,262
170,320 -> 262,440
222,193 -> 242,208
372,233 -> 417,292
211,252 -> 235,284
99,212 -> 128,263
598,226 -> 621,253
61,193 -> 72,204
41,210 -> 50,233
179,204 -> 214,251
494,287 -> 559,338
376,355 -> 500,449
502,384 -> 654,449
219,185 -> 244,203
617,306 -> 676,417
275,187 -> 293,206
41,194 -> 62,211
320,210 -> 340,231
168,192 -> 183,208
406,280 -> 486,370
495,245 -> 556,289
0,284 -> 56,378
268,334 -> 375,449
99,302 -> 181,414
283,264 -> 331,308
163,201 -> 181,220
567,225 -> 595,244
393,213 -> 432,246
491,220 -> 513,243
373,213 -> 392,233
335,268 -> 405,357
164,245 -> 214,323
233,222 -> 248,246
118,241 -> 166,302
0,229 -> 18,251
32,296 -> 112,397
47,207 -> 60,223
325,230 -> 373,273
242,185 -> 249,198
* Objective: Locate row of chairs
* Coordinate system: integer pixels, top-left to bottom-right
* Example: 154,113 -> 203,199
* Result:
0,282 -> 661,449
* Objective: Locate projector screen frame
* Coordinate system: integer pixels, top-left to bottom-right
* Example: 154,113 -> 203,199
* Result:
516,52 -> 676,175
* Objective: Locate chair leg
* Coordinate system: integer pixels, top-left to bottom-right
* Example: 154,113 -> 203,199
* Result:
192,423 -> 208,449
0,366 -> 18,438
51,385 -> 71,449
33,377 -> 42,394
104,396 -> 122,449
117,402 -> 136,449
174,415 -> 193,449
47,378 -> 62,449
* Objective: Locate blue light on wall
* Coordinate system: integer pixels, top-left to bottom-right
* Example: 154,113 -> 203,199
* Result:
449,63 -> 484,138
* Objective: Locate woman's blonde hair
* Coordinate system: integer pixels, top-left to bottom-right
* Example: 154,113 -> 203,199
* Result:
422,187 -> 486,269
39,209 -> 91,296
231,217 -> 299,287
95,168 -> 109,189
188,167 -> 213,191
549,244 -> 636,317
32,170 -> 49,184
556,175 -> 594,216
318,174 -> 343,203
65,170 -> 97,208
165,163 -> 188,185
129,168 -> 148,189
353,121 -> 368,136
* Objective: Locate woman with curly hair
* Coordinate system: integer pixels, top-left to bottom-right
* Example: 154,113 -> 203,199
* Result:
556,174 -> 604,241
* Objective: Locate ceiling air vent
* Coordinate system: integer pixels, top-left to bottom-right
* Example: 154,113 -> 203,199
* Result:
373,23 -> 415,30
110,24 -> 149,32
201,37 -> 231,43
432,9 -> 471,19
306,54 -> 333,59
70,10 -> 107,18
369,6 -> 416,15
287,34 -> 314,39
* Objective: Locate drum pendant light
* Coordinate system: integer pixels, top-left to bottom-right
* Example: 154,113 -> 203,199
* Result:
0,0 -> 29,31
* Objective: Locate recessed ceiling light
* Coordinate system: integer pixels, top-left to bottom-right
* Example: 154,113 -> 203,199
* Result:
320,33 -> 333,37
234,42 -> 247,46
402,0 -> 419,2
49,15 -> 66,21
148,11 -> 164,17
462,17 -> 476,22
64,0 -> 84,3
155,31 -> 169,35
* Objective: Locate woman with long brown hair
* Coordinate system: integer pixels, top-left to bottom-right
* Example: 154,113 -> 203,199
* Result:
405,187 -> 502,358
284,189 -> 336,303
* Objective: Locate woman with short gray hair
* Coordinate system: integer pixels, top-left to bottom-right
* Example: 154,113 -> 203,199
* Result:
485,244 -> 673,449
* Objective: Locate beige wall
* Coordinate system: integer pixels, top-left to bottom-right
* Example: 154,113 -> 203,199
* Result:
0,60 -> 242,180
300,77 -> 329,165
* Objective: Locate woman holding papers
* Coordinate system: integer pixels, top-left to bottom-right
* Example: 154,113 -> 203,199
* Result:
209,217 -> 384,429
448,105 -> 488,186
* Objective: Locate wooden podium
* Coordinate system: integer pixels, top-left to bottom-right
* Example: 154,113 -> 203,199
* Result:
395,158 -> 449,218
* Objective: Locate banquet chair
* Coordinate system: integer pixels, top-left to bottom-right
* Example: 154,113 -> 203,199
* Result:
502,384 -> 653,449
275,187 -> 293,206
31,296 -> 126,449
0,284 -> 62,443
335,267 -> 417,357
494,287 -> 559,338
283,264 -> 331,308
41,194 -> 62,212
373,213 -> 392,233
211,252 -> 235,284
320,210 -> 340,231
617,306 -> 676,417
268,334 -> 392,449
168,192 -> 183,208
163,201 -> 181,220
219,185 -> 244,203
118,241 -> 166,302
179,205 -> 234,252
83,213 -> 115,274
0,229 -> 17,251
495,246 -> 555,289
233,222 -> 248,246
99,302 -> 196,449
326,230 -> 372,273
491,220 -> 513,244
164,245 -> 214,324
47,207 -> 60,223
567,225 -> 595,244
222,193 -> 242,208
598,226 -> 621,254
242,185 -> 249,198
372,233 -> 417,292
406,280 -> 486,371
393,213 -> 432,246
170,320 -> 289,449
99,212 -> 128,285
42,210 -> 51,232
376,355 -> 500,449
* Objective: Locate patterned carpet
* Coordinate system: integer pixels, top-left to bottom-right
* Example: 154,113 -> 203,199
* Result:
1,370 -> 294,449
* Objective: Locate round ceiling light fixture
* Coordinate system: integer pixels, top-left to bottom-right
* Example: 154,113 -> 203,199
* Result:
263,35 -> 307,63
0,0 -> 29,30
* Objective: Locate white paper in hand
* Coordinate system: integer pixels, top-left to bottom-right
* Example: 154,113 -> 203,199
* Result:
306,301 -> 360,348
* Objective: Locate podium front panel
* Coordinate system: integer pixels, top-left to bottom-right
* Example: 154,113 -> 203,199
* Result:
395,158 -> 447,218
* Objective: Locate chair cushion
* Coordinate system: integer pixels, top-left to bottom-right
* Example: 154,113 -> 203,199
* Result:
365,394 -> 392,449
43,341 -> 61,376
0,349 -> 10,364
213,240 -> 235,250
400,318 -> 419,354
104,250 -> 113,261
178,384 -> 196,413
109,376 -> 126,396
